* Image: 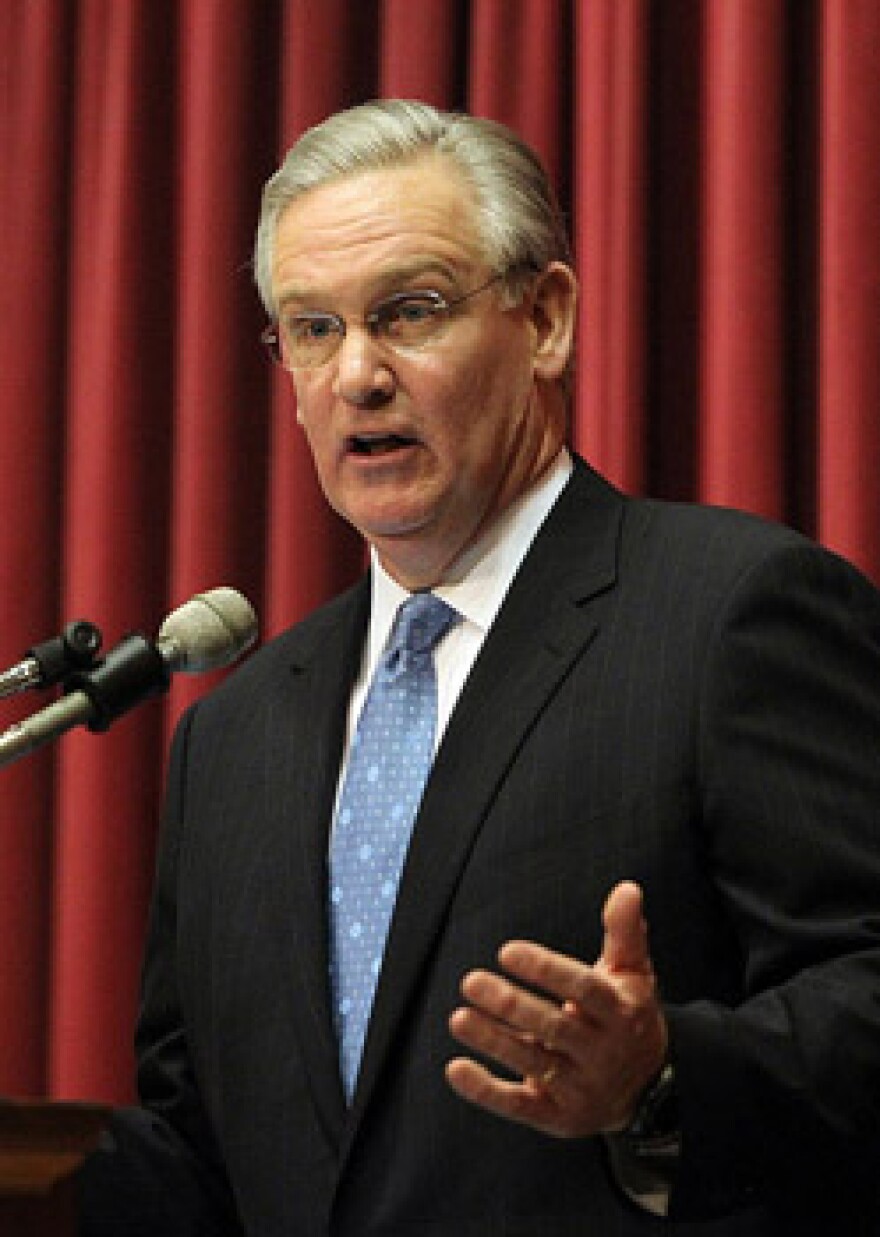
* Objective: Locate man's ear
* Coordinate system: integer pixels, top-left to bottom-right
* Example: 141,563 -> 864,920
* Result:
529,262 -> 578,383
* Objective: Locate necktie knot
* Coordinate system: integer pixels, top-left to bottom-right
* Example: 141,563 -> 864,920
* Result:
385,593 -> 459,669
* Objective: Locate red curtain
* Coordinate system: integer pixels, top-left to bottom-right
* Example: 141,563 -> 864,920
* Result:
1,0 -> 878,1104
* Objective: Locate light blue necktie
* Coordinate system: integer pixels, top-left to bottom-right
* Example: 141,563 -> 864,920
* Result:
329,592 -> 459,1101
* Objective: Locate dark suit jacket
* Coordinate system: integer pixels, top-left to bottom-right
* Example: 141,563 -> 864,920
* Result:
80,459 -> 880,1236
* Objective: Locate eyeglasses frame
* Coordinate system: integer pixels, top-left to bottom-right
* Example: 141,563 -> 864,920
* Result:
259,269 -> 527,370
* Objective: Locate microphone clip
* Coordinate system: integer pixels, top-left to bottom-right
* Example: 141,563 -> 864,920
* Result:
31,620 -> 103,685
0,620 -> 103,701
64,634 -> 170,732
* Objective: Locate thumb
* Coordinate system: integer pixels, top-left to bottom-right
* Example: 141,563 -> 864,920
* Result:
599,881 -> 652,975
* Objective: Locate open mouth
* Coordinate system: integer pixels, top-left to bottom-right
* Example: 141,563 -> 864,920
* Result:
348,433 -> 417,457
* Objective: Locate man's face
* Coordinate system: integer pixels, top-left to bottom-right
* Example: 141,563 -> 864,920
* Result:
270,156 -> 570,589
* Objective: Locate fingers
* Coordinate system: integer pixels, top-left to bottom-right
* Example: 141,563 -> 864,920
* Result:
454,962 -> 614,1063
447,1005 -> 562,1094
445,1056 -> 561,1136
450,945 -> 658,1095
599,881 -> 652,975
497,882 -> 652,1000
446,975 -> 580,1137
495,940 -> 623,1027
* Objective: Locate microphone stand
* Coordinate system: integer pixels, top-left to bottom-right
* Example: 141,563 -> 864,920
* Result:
0,587 -> 257,771
0,636 -> 169,771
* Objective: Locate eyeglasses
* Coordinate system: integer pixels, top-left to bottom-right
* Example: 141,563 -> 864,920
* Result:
260,272 -> 505,370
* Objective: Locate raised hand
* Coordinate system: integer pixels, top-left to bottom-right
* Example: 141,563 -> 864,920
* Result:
446,881 -> 668,1138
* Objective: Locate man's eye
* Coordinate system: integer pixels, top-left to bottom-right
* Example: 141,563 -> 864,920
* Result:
289,316 -> 337,341
379,296 -> 442,332
396,299 -> 437,322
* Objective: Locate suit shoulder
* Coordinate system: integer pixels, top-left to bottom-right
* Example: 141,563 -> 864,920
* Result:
568,455 -> 810,579
616,491 -> 880,626
621,493 -> 816,582
626,491 -> 804,551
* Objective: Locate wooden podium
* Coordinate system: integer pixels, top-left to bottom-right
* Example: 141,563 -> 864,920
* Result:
0,1100 -> 107,1237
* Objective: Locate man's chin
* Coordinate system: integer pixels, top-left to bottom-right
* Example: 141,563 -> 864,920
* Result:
347,503 -> 435,544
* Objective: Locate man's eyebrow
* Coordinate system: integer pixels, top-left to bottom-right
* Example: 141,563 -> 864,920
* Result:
275,260 -> 463,312
375,259 -> 460,288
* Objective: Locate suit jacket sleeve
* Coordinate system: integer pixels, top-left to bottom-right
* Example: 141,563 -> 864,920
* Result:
664,539 -> 880,1220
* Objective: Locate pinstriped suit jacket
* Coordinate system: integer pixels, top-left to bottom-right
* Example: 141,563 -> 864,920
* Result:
81,457 -> 880,1236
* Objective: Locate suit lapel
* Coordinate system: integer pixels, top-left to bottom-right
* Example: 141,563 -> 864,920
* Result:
341,461 -> 624,1157
264,579 -> 371,1145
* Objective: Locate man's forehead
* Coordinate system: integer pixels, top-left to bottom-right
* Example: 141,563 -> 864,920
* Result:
280,157 -> 475,231
271,160 -> 486,302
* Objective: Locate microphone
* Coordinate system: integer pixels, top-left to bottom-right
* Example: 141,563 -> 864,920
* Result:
0,588 -> 257,770
153,586 -> 257,673
0,620 -> 103,700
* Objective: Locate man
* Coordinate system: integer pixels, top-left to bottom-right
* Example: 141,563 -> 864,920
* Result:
81,100 -> 880,1236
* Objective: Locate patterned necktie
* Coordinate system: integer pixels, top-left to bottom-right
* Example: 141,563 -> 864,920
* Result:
329,592 -> 459,1101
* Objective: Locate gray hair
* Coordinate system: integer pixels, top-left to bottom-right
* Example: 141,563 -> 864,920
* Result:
253,99 -> 572,317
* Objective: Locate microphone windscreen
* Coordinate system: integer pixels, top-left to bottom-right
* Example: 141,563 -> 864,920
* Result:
158,587 -> 258,672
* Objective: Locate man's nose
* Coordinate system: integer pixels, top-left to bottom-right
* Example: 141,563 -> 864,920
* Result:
332,325 -> 396,407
